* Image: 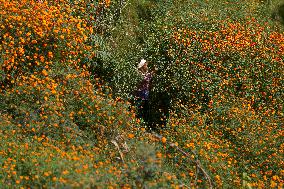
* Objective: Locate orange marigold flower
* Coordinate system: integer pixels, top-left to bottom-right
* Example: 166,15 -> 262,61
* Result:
156,152 -> 162,158
161,137 -> 167,143
128,133 -> 134,139
42,69 -> 48,76
47,51 -> 53,58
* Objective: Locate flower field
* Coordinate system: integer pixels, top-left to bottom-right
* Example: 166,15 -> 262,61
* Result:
0,0 -> 283,188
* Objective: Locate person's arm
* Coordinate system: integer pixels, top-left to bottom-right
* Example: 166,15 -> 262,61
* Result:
150,66 -> 158,75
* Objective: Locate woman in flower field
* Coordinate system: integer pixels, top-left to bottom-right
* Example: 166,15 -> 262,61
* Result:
135,59 -> 155,125
1,0 -> 283,188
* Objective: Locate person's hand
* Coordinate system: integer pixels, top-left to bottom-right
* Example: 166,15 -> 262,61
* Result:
152,66 -> 158,74
154,66 -> 158,71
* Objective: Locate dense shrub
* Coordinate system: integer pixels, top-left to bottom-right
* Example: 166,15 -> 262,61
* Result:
0,0 -> 135,139
161,98 -> 283,188
0,0 -> 148,187
0,0 -> 283,188
106,0 -> 284,187
146,17 -> 284,111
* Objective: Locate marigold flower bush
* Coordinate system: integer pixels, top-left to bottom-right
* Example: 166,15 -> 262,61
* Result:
160,98 -> 283,188
1,0 -> 284,188
0,0 -> 192,188
107,0 -> 283,188
0,0 -> 146,187
0,0 -> 127,138
148,18 -> 284,112
135,0 -> 284,188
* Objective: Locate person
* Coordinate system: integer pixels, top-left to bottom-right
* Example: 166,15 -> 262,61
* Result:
134,59 -> 170,130
135,59 -> 155,124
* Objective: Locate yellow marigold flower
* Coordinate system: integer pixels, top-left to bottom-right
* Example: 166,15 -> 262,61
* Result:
186,142 -> 195,148
270,180 -> 277,188
215,175 -> 221,181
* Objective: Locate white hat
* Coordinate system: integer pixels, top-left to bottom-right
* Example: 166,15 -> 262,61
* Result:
138,59 -> 146,69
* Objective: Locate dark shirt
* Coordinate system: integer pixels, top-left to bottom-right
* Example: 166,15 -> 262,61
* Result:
137,72 -> 152,100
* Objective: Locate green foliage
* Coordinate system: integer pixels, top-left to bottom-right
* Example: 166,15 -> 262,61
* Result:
1,0 -> 284,188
